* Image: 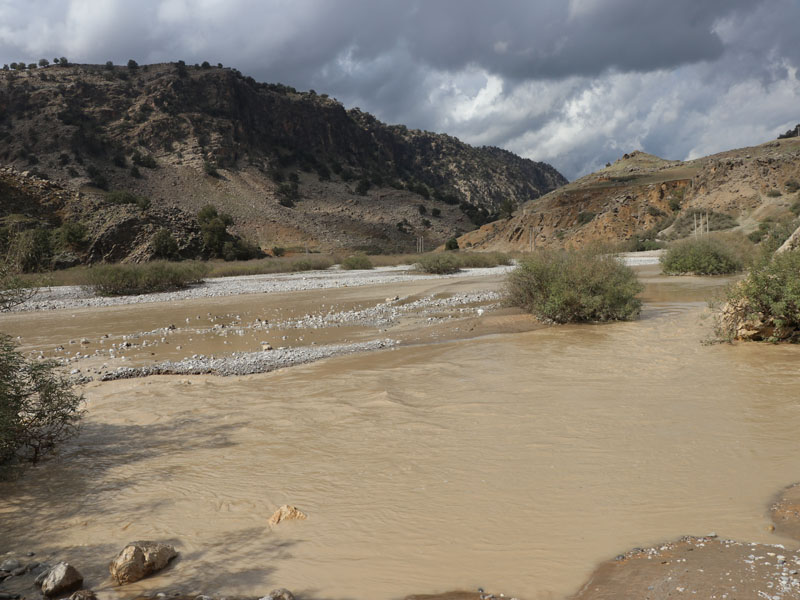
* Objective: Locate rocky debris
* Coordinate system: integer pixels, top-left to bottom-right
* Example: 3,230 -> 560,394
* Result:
268,505 -> 307,526
718,296 -> 796,342
68,591 -> 97,600
100,339 -> 397,380
109,541 -> 177,585
259,589 -> 295,600
14,264 -> 513,313
41,562 -> 83,597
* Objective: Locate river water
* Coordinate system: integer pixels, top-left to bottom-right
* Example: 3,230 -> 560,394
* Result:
2,268 -> 800,600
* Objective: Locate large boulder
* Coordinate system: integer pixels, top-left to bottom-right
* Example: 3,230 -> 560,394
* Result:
259,589 -> 295,600
41,562 -> 83,597
108,541 -> 177,585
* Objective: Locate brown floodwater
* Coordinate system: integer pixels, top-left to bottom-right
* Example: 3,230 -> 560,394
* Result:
2,267 -> 800,600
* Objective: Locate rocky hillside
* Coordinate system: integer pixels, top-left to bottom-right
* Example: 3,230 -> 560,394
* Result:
0,61 -> 566,260
460,137 -> 800,251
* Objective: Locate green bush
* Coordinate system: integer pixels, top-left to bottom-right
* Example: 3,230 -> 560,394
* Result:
445,237 -> 459,251
766,189 -> 783,197
106,190 -> 150,210
55,221 -> 87,251
416,253 -> 461,274
272,246 -> 286,257
152,228 -> 178,259
785,179 -> 800,193
204,161 -> 220,177
0,261 -> 35,310
131,151 -> 157,169
454,252 -> 512,268
84,261 -> 210,296
8,228 -> 53,273
577,211 -> 596,225
506,249 -> 643,323
661,238 -> 744,275
340,254 -> 373,270
717,250 -> 800,341
0,334 -> 84,472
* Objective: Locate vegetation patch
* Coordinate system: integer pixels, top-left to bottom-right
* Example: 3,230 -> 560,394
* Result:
661,237 -> 744,275
715,250 -> 800,342
0,334 -> 84,476
340,254 -> 373,270
506,248 -> 643,323
416,253 -> 461,274
84,261 -> 210,296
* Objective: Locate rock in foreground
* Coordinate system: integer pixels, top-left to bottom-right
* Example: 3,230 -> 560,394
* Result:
109,541 -> 177,585
41,562 -> 83,597
268,505 -> 307,526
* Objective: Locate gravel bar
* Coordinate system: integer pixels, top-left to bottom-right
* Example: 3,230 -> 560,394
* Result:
15,265 -> 515,312
100,338 -> 398,380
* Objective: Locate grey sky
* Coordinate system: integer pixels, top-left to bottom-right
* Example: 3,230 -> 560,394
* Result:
1,0 -> 798,179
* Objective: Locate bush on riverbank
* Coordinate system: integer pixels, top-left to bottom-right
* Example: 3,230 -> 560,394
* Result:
0,334 -> 84,474
506,248 -> 643,323
715,250 -> 800,342
340,254 -> 373,270
661,237 -> 745,275
416,253 -> 461,274
84,261 -> 210,296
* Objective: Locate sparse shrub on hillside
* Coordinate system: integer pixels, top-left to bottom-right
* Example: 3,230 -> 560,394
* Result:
152,228 -> 178,259
416,253 -> 460,274
340,254 -> 373,270
86,165 -> 108,190
577,211 -> 596,226
55,221 -> 87,252
203,161 -> 220,178
106,190 -> 150,211
506,249 -> 643,323
661,237 -> 744,275
0,260 -> 35,311
445,237 -> 459,251
766,189 -> 783,197
785,179 -> 800,193
201,61 -> 211,69
356,177 -> 370,195
131,151 -> 157,169
84,261 -> 209,296
127,59 -> 138,70
271,246 -> 286,257
431,208 -> 441,218
130,165 -> 142,178
38,58 -> 48,67
0,334 -> 84,474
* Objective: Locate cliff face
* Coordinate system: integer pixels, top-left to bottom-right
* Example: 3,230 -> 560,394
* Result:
0,62 -> 566,256
460,139 -> 800,251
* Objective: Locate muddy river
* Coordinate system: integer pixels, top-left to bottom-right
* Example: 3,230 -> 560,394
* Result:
2,266 -> 800,599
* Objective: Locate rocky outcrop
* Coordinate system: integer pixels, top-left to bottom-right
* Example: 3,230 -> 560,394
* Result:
259,589 -> 295,600
268,505 -> 307,526
40,562 -> 83,597
776,224 -> 800,254
461,138 -> 800,251
0,63 -> 566,254
108,541 -> 177,585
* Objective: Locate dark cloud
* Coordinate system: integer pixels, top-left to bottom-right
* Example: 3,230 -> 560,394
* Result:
0,0 -> 798,179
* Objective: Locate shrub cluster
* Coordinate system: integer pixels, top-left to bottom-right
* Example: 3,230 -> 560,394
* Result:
506,249 -> 643,323
0,334 -> 84,473
84,261 -> 210,296
416,253 -> 460,274
716,250 -> 800,342
340,254 -> 373,270
661,238 -> 744,275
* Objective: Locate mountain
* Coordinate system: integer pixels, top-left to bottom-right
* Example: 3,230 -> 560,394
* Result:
0,61 -> 566,263
459,137 -> 800,251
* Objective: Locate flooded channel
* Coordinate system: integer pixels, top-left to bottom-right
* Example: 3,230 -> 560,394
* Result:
2,267 -> 800,599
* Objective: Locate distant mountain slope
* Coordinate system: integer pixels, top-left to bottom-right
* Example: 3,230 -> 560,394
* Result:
460,138 -> 800,251
0,61 -> 566,256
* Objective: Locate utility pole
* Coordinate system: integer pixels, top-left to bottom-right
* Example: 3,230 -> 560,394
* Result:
529,226 -> 533,252
694,213 -> 697,238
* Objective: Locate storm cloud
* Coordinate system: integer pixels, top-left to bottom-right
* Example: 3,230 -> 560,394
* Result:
1,0 -> 798,179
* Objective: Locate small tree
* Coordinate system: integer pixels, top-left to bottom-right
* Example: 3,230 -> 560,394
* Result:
201,61 -> 211,69
0,334 -> 84,470
0,261 -> 35,311
152,228 -> 178,259
127,59 -> 138,70
445,237 -> 460,251
58,57 -> 69,67
105,60 -> 114,70
38,58 -> 49,67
